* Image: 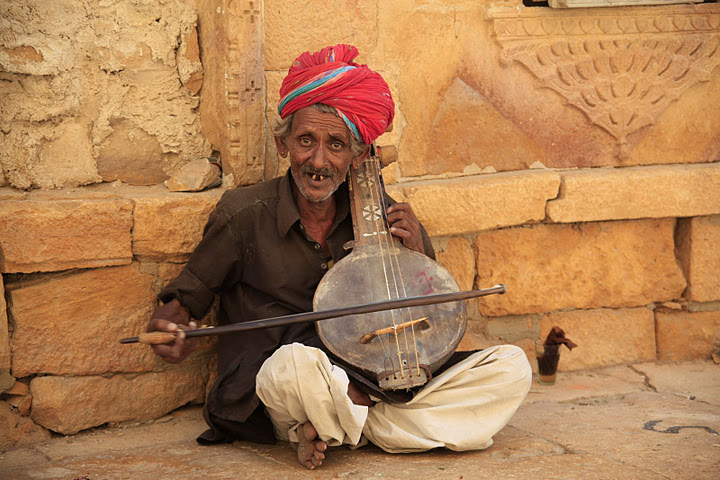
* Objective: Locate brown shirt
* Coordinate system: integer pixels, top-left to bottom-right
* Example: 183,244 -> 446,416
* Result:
160,170 -> 436,444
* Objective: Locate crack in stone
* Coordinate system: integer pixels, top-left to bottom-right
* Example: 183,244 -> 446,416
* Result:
608,454 -> 675,480
234,443 -> 317,476
507,425 -> 575,456
628,365 -> 657,392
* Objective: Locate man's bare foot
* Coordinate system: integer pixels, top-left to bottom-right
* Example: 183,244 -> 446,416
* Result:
297,422 -> 327,469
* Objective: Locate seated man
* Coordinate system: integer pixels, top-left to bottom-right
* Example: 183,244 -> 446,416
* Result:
148,44 -> 531,470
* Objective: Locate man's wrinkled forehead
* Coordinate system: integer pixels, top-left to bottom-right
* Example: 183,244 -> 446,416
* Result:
290,108 -> 351,140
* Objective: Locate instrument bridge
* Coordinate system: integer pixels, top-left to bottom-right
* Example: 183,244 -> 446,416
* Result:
378,361 -> 431,390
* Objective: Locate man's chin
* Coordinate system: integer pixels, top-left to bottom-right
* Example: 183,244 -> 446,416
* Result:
297,184 -> 335,203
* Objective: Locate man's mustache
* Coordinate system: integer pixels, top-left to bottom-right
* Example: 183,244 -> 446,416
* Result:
302,166 -> 335,178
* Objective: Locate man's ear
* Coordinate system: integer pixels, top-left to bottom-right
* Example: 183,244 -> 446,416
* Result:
352,146 -> 371,169
274,136 -> 288,158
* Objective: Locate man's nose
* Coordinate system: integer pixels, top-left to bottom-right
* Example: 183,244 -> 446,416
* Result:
308,144 -> 329,167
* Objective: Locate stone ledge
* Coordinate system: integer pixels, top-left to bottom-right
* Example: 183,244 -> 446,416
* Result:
676,215 -> 720,303
0,197 -> 133,274
131,190 -> 223,262
435,237 -> 475,291
475,219 -> 686,316
8,264 -> 158,377
30,358 -> 208,435
656,309 -> 720,361
547,163 -> 720,223
394,170 -> 561,237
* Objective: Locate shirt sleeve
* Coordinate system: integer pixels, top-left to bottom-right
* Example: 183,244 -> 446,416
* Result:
159,199 -> 244,320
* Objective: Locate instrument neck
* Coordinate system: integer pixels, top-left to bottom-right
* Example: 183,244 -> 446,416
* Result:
348,151 -> 393,249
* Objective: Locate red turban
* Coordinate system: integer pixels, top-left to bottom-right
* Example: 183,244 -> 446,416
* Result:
278,44 -> 395,145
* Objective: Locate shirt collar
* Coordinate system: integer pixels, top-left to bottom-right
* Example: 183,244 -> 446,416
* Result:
276,169 -> 351,238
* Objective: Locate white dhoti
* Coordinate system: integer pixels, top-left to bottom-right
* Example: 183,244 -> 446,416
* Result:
255,343 -> 531,453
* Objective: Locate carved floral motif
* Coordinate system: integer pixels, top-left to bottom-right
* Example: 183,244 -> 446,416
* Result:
489,6 -> 720,158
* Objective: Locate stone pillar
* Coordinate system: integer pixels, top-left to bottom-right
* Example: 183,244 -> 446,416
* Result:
198,0 -> 265,186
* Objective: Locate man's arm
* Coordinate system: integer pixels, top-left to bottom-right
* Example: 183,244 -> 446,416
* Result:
147,192 -> 244,364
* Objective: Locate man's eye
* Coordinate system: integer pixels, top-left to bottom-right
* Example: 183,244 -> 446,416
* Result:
299,137 -> 312,145
331,142 -> 344,149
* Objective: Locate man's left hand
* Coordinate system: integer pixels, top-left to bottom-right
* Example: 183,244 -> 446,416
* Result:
387,202 -> 425,255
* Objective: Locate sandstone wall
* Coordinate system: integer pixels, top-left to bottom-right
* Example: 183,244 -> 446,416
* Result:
1,0 -> 719,445
0,0 -> 210,189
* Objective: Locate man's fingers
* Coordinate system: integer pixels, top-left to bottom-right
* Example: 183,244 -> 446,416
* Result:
149,318 -> 179,333
147,301 -> 196,364
151,343 -> 184,363
389,225 -> 411,239
178,321 -> 198,332
150,328 -> 189,363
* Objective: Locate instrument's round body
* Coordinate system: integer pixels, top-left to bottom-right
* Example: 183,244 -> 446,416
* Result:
314,152 -> 466,390
314,243 -> 466,389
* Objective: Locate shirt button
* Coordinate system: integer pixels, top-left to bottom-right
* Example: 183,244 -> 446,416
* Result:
320,262 -> 328,270
314,243 -> 321,250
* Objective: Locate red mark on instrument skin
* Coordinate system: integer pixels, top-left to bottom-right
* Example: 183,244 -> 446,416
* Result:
415,271 -> 435,295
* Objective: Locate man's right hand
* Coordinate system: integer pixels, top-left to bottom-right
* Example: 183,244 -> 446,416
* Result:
147,298 -> 197,364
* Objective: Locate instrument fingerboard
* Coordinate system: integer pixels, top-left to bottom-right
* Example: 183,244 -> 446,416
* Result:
348,153 -> 391,248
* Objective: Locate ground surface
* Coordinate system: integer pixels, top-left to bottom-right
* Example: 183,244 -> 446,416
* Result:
1,362 -> 718,480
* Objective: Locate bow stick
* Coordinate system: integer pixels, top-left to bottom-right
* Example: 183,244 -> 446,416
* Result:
120,284 -> 506,345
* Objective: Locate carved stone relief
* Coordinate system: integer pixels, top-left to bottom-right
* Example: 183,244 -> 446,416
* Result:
488,5 -> 720,159
198,0 -> 265,186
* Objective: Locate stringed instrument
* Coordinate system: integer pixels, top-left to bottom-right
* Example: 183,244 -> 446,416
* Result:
314,146 -> 467,390
121,147 -> 506,391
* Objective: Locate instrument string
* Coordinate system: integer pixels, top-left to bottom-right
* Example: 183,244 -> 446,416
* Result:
362,154 -> 405,377
349,165 -> 393,370
367,150 -> 421,377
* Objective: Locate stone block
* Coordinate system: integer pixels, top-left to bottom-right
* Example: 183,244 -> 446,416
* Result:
95,119 -> 174,185
422,77 -> 547,177
0,197 -> 133,273
656,310 -> 720,361
30,360 -> 207,435
435,237 -> 475,291
547,164 -> 720,223
9,264 -> 158,377
400,170 -> 560,237
475,219 -> 686,316
132,191 -> 222,261
264,0 -> 378,71
0,276 -> 13,392
0,401 -> 51,452
676,215 -> 720,303
197,0 -> 263,186
539,308 -> 656,371
486,315 -> 540,344
166,158 -> 221,192
375,3 -> 474,177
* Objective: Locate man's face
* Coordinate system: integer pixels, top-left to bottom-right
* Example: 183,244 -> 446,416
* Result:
276,108 -> 364,204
